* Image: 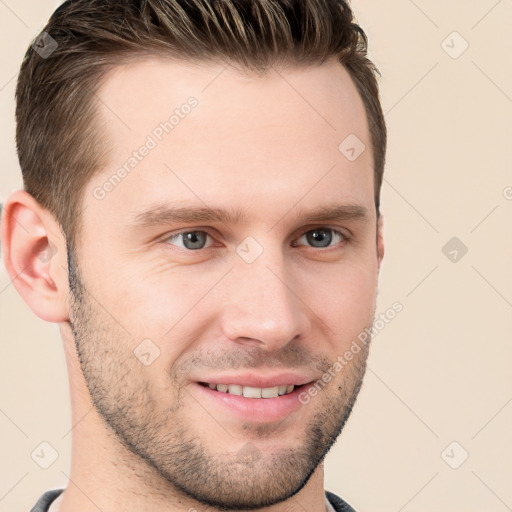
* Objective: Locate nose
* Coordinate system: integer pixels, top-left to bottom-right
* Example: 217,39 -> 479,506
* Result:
218,253 -> 312,351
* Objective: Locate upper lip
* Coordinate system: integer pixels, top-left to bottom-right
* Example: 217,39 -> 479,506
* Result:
196,372 -> 316,388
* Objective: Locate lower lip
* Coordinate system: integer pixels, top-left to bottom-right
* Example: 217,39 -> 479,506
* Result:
192,383 -> 309,423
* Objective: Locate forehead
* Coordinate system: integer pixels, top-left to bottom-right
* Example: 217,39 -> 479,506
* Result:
85,57 -> 374,228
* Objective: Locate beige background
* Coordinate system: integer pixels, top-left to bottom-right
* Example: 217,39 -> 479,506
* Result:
1,1 -> 511,511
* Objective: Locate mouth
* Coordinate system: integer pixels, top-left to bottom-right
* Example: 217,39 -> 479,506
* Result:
190,372 -> 317,423
198,382 -> 303,399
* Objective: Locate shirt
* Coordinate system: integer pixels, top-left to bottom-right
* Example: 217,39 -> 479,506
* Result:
31,488 -> 356,512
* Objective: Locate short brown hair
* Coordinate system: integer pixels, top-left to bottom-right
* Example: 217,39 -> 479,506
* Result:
16,0 -> 386,250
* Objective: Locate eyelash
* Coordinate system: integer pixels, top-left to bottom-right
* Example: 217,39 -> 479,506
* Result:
163,227 -> 349,251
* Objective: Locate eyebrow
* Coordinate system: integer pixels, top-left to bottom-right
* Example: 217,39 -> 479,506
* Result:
127,202 -> 371,229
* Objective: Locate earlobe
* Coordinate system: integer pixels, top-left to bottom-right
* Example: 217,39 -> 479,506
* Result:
1,190 -> 69,323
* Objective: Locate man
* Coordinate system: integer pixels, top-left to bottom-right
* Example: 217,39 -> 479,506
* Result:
1,0 -> 386,510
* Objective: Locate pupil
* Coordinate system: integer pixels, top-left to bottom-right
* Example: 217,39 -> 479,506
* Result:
307,229 -> 331,247
184,232 -> 206,249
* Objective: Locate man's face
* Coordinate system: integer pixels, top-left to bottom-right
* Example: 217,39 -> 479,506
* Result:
68,58 -> 382,509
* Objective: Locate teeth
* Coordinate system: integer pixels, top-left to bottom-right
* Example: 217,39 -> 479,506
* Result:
243,386 -> 262,398
206,383 -> 296,398
228,384 -> 243,396
261,386 -> 280,398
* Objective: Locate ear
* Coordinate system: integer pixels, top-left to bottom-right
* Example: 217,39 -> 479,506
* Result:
376,214 -> 384,269
1,189 -> 69,322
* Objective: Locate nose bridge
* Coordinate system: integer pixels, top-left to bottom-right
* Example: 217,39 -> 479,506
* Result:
219,249 -> 310,348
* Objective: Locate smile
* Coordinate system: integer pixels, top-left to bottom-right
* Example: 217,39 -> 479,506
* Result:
199,382 -> 297,398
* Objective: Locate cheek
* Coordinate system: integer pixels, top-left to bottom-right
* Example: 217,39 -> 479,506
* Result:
83,242 -> 377,368
298,260 -> 377,339
98,263 -> 227,366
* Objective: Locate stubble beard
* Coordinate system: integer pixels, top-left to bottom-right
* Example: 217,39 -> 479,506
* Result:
66,244 -> 370,509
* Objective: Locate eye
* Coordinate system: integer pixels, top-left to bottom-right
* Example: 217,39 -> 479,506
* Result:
165,230 -> 214,250
294,228 -> 346,248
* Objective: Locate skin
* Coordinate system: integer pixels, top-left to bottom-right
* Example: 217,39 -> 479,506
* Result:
2,57 -> 384,512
